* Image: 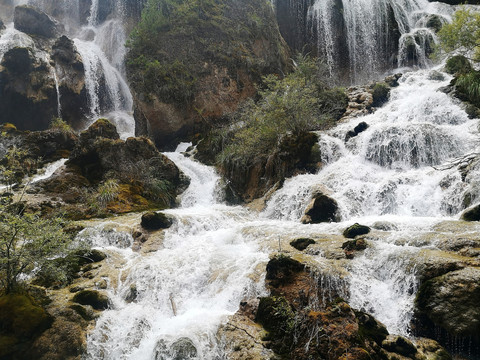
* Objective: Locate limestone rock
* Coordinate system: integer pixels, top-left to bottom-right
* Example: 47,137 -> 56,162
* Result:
14,5 -> 63,38
415,267 -> 480,339
52,35 -> 89,130
0,46 -> 57,130
290,238 -> 315,251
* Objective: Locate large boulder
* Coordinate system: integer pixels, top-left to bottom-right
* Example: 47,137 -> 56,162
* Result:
51,36 -> 89,130
14,5 -> 63,38
301,191 -> 339,224
141,211 -> 173,231
0,46 -> 58,130
415,267 -> 480,339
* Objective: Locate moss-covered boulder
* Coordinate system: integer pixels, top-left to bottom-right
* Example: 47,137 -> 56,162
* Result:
445,55 -> 473,75
255,296 -> 294,341
127,0 -> 289,150
0,294 -> 53,358
72,290 -> 109,310
343,223 -> 371,238
371,82 -> 390,107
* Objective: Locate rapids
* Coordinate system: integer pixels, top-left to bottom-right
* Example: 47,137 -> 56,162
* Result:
82,65 -> 480,358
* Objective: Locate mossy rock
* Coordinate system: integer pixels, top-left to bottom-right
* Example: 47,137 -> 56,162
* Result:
0,294 -> 53,340
382,335 -> 417,357
425,14 -> 444,33
342,238 -> 368,251
266,255 -> 304,287
371,82 -> 390,107
255,296 -> 295,338
72,290 -> 109,310
343,223 -> 371,238
445,56 -> 472,75
355,310 -> 389,345
141,211 -> 173,230
69,304 -> 97,321
290,238 -> 315,251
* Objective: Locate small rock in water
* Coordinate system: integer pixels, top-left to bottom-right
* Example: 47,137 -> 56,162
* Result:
290,238 -> 315,251
343,223 -> 371,238
141,211 -> 174,230
301,192 -> 339,224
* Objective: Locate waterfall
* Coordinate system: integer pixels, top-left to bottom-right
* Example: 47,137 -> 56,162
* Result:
4,0 -> 136,138
305,0 -> 453,83
263,66 -> 477,337
84,146 -> 269,359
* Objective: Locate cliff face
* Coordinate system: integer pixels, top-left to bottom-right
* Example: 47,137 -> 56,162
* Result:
126,0 -> 290,150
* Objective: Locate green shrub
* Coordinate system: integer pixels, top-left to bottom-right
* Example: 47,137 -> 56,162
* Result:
49,117 -> 72,134
96,179 -> 120,208
217,55 -> 346,168
456,71 -> 480,107
445,55 -> 473,75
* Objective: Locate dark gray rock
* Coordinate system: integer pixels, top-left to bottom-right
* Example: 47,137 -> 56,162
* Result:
301,191 -> 339,224
14,5 -> 63,38
141,211 -> 174,230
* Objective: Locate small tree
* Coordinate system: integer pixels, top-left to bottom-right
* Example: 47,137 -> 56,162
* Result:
0,204 -> 73,294
437,7 -> 480,61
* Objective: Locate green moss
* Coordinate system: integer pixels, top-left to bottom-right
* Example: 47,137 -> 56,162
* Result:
0,294 -> 52,339
445,55 -> 473,75
371,82 -> 390,107
0,335 -> 18,358
127,0 -> 288,105
256,296 -> 295,338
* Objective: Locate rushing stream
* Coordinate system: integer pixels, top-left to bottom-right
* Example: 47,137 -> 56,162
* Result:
1,0 -> 479,358
79,66 -> 480,358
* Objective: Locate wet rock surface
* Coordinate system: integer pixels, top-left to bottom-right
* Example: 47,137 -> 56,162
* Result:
14,5 -> 62,38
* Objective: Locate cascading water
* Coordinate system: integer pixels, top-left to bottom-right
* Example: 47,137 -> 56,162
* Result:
2,0 -> 136,138
84,146 -> 269,359
264,66 -> 478,336
307,0 -> 453,83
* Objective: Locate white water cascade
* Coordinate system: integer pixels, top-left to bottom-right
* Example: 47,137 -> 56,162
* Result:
308,0 -> 453,83
3,0 -> 136,138
264,66 -> 478,336
84,147 -> 270,359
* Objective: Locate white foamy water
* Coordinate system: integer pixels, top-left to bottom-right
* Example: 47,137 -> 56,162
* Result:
264,66 -> 478,336
85,150 -> 269,360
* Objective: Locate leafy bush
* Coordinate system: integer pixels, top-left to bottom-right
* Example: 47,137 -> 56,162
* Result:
0,204 -> 76,293
217,55 -> 345,168
437,7 -> 480,61
49,117 -> 73,134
